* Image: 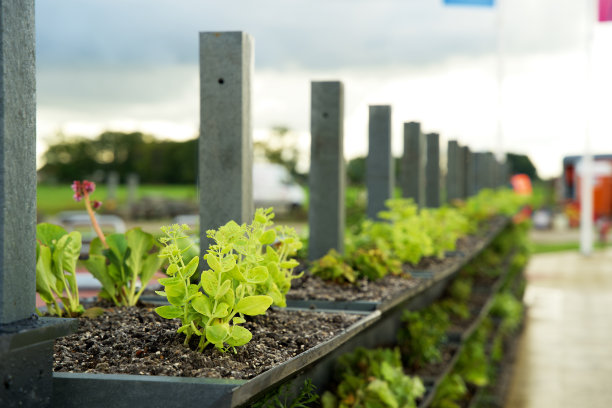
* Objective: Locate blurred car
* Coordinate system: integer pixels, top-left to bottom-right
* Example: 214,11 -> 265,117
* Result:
253,162 -> 305,213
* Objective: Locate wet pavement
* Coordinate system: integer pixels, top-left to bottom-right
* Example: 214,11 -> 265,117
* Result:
505,248 -> 612,407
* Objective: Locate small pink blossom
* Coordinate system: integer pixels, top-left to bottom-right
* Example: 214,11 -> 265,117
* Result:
92,200 -> 102,210
71,180 -> 96,202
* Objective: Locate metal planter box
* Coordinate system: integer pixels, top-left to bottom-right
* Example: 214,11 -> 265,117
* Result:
51,309 -> 380,408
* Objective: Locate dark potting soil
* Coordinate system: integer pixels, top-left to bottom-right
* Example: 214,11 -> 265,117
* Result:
405,343 -> 460,380
287,219 -> 503,303
54,306 -> 361,380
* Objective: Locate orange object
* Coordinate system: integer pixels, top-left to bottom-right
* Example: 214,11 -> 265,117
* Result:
576,173 -> 612,219
510,174 -> 532,196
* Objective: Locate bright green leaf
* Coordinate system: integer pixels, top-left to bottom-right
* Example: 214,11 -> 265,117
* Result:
235,295 -> 273,316
155,305 -> 184,319
226,326 -> 252,347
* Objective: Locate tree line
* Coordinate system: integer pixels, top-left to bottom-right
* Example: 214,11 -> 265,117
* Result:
38,130 -> 538,186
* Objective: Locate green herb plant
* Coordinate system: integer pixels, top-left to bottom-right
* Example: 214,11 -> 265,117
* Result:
252,378 -> 319,408
156,208 -> 301,352
398,304 -> 450,369
321,347 -> 425,408
310,249 -> 357,284
36,223 -> 84,317
85,227 -> 165,306
430,373 -> 468,408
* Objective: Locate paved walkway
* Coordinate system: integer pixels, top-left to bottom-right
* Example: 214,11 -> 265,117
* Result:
505,248 -> 612,407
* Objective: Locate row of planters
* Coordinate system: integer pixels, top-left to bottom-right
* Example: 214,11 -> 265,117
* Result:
36,181 -> 531,407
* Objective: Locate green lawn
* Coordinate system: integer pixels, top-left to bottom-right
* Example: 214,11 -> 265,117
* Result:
37,184 -> 197,216
531,241 -> 611,254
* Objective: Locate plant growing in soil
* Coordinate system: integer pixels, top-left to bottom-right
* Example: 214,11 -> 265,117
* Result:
36,223 -> 84,317
252,378 -> 319,408
431,373 -> 468,408
85,227 -> 165,306
398,304 -> 450,369
156,208 -> 300,352
310,249 -> 357,284
321,347 -> 425,408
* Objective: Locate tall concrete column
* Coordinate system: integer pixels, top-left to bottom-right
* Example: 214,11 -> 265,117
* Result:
199,32 -> 253,253
425,133 -> 440,207
473,152 -> 487,193
366,105 -> 393,220
401,122 -> 425,207
446,140 -> 459,203
308,81 -> 345,260
463,146 -> 475,197
0,3 -> 75,406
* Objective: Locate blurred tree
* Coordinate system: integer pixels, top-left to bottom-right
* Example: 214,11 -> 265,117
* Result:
38,131 -> 197,184
347,156 -> 366,185
254,126 -> 304,183
506,153 -> 539,181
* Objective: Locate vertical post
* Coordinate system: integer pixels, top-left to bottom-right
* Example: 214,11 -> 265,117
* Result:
425,133 -> 440,207
199,31 -> 254,254
473,152 -> 486,193
401,122 -> 425,207
366,105 -> 393,219
446,140 -> 459,203
464,147 -> 475,197
0,0 -> 36,324
309,81 -> 345,260
486,152 -> 496,189
1,3 -> 75,406
106,171 -> 119,205
127,173 -> 139,206
457,144 -> 466,199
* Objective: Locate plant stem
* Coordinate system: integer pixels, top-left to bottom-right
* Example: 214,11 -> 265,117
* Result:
83,191 -> 108,248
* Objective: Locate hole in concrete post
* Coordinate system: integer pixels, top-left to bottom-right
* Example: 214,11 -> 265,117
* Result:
218,78 -> 224,84
322,112 -> 328,118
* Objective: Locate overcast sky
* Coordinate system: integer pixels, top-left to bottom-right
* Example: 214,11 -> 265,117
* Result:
35,0 -> 612,178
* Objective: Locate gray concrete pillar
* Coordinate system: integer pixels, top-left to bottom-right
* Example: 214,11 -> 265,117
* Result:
0,3 -> 76,406
0,0 -> 36,324
106,171 -> 119,201
400,122 -> 425,207
473,152 -> 487,193
446,140 -> 459,203
199,32 -> 253,253
127,173 -> 139,206
425,133 -> 440,207
366,105 -> 393,220
463,147 -> 476,197
308,81 -> 345,260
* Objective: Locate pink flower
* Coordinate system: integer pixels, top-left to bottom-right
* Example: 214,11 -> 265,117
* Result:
71,180 -> 96,202
92,200 -> 102,210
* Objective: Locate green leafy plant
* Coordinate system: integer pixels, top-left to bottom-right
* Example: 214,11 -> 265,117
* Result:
310,249 -> 357,284
348,247 -> 403,280
454,320 -> 492,387
321,347 -> 425,408
490,292 -> 524,334
252,378 -> 319,408
36,223 -> 84,317
85,227 -> 165,306
156,208 -> 299,352
431,374 -> 468,408
398,304 -> 450,369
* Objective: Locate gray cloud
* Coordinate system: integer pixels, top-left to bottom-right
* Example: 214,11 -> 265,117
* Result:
36,0 -> 507,70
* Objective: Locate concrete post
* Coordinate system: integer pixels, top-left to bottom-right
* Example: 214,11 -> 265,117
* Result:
0,0 -> 36,324
199,32 -> 254,253
127,173 -> 139,206
401,122 -> 425,207
425,133 -> 440,207
0,3 -> 75,406
473,152 -> 487,193
464,147 -> 476,197
366,105 -> 393,220
308,81 -> 345,260
106,171 -> 119,202
446,140 -> 459,203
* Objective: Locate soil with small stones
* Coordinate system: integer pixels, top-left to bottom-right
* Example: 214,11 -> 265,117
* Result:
287,216 -> 508,303
54,306 -> 361,379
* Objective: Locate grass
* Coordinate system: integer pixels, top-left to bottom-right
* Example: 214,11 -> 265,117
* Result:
531,241 -> 611,254
37,184 -> 197,216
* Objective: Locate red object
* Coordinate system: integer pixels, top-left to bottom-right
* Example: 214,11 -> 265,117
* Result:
510,174 -> 532,196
